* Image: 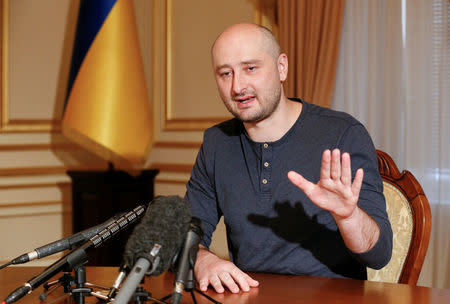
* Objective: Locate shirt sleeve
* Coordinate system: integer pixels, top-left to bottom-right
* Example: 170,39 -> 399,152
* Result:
184,130 -> 221,248
338,123 -> 393,270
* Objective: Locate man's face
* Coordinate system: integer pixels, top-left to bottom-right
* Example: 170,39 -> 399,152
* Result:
212,30 -> 284,123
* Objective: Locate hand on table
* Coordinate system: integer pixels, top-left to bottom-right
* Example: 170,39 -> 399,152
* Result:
194,246 -> 259,293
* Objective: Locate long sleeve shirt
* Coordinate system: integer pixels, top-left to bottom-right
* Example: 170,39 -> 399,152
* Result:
185,99 -> 393,279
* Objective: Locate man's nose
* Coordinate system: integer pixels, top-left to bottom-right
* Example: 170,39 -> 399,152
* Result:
231,73 -> 247,95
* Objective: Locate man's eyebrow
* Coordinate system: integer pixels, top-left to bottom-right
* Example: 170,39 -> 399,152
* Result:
215,64 -> 231,72
215,60 -> 263,72
241,59 -> 262,65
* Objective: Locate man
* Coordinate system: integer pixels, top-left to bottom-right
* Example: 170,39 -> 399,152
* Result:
185,23 -> 392,294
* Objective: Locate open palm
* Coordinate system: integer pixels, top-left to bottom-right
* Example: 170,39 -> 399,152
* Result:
288,149 -> 364,220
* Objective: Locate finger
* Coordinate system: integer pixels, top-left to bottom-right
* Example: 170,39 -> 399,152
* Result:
320,149 -> 331,180
209,275 -> 225,293
341,152 -> 352,186
229,269 -> 250,292
351,168 -> 364,197
198,278 -> 209,292
244,273 -> 260,288
287,171 -> 315,197
219,272 -> 240,293
230,269 -> 259,292
330,149 -> 341,180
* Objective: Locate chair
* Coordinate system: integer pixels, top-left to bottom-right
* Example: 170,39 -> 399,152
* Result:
367,150 -> 432,285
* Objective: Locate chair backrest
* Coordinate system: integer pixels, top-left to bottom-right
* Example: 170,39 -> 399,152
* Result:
367,150 -> 432,285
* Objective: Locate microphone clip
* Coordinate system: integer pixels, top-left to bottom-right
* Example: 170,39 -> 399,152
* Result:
70,264 -> 93,304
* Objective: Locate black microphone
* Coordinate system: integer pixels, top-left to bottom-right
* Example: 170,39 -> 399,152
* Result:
6,212 -> 127,267
3,205 -> 145,304
172,217 -> 203,304
112,196 -> 191,304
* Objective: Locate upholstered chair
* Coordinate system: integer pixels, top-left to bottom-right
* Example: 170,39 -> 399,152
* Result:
367,150 -> 432,285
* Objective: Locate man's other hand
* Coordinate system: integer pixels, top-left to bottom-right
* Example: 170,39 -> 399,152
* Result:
194,245 -> 259,293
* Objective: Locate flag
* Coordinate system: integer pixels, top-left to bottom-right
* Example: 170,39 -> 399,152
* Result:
62,0 -> 153,168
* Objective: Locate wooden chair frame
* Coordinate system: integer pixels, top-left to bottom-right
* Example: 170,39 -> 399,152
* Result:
376,150 -> 432,285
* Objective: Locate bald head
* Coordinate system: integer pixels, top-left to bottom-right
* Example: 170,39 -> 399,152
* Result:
210,22 -> 289,125
211,23 -> 282,61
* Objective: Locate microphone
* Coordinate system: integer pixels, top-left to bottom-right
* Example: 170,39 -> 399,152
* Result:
6,212 -> 128,267
172,217 -> 203,304
112,196 -> 191,304
107,261 -> 129,300
3,205 -> 145,304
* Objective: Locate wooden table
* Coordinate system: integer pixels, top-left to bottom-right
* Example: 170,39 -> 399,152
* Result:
1,266 -> 449,304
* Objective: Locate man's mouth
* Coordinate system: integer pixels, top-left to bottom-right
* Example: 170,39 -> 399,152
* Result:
235,96 -> 255,104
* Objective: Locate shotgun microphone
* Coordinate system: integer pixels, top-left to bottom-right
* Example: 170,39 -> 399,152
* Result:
5,212 -> 128,267
3,205 -> 145,304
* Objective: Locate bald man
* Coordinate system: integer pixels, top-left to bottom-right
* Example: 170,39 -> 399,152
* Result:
185,23 -> 392,294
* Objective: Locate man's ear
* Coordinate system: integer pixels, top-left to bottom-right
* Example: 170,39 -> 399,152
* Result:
278,53 -> 288,82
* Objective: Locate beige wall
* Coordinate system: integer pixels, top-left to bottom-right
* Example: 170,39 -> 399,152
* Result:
0,0 -> 275,265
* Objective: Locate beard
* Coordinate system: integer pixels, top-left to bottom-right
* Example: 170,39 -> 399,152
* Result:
222,86 -> 282,123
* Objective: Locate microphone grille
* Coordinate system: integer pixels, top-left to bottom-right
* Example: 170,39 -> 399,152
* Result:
123,195 -> 191,276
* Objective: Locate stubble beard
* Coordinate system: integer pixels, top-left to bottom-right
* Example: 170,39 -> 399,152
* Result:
223,87 -> 282,123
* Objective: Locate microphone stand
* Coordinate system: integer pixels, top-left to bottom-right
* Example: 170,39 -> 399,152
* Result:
38,262 -> 88,304
130,286 -> 168,304
41,272 -> 74,299
71,264 -> 92,304
159,269 -> 221,304
39,261 -> 110,304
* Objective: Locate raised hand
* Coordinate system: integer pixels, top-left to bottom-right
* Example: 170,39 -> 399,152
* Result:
287,149 -> 379,253
287,149 -> 363,221
194,245 -> 259,293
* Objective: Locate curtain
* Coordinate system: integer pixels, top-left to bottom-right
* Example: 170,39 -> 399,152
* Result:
277,0 -> 345,107
332,0 -> 450,289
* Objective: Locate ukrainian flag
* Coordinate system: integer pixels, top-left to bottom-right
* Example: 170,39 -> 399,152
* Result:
62,0 -> 152,168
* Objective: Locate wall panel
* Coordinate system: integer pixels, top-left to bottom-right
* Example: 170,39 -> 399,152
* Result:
0,212 -> 71,264
152,0 -> 267,137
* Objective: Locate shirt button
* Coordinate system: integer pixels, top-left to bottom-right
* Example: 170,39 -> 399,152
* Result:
263,143 -> 269,148
264,162 -> 269,167
262,178 -> 268,184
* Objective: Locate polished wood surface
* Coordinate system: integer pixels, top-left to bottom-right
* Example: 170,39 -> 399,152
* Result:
376,150 -> 432,284
1,267 -> 450,304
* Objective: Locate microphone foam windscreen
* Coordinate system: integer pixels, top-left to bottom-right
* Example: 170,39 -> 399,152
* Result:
123,195 -> 191,276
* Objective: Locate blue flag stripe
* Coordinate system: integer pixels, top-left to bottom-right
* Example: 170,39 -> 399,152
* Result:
65,0 -> 117,109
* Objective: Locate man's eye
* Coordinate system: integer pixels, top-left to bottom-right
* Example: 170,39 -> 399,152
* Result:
248,66 -> 256,71
221,71 -> 232,77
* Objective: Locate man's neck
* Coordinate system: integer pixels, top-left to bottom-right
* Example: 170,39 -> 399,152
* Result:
244,98 -> 302,143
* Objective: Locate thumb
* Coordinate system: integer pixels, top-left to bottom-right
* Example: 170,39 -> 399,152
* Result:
287,171 -> 314,196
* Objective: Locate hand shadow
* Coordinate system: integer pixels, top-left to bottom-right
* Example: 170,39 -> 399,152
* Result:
247,201 -> 365,279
